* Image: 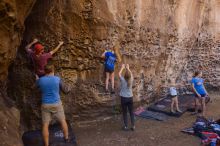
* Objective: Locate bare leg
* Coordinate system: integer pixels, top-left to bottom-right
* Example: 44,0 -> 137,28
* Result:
175,96 -> 182,112
110,72 -> 115,90
105,72 -> 110,91
171,98 -> 175,113
60,120 -> 69,140
42,123 -> 49,146
195,98 -> 199,113
201,98 -> 206,117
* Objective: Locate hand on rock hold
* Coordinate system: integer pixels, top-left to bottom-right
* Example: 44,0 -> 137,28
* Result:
121,64 -> 125,69
59,41 -> 64,45
35,74 -> 39,80
126,64 -> 130,69
33,38 -> 38,43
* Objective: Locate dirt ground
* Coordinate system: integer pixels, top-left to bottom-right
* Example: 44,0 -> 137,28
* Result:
74,92 -> 220,146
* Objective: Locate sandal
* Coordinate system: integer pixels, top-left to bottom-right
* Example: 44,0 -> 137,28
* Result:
177,110 -> 183,113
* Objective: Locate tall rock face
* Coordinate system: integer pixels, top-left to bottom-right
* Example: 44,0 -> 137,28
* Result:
0,0 -> 35,145
5,0 -> 220,132
0,0 -> 35,81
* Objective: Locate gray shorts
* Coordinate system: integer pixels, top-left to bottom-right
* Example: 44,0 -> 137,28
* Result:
41,102 -> 65,124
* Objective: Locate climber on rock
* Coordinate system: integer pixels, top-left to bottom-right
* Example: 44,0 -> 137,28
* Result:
101,44 -> 121,94
36,63 -> 70,146
25,38 -> 64,77
191,71 -> 209,117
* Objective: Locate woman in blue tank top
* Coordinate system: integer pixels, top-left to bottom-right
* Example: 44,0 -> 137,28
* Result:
191,71 -> 209,117
101,44 -> 121,94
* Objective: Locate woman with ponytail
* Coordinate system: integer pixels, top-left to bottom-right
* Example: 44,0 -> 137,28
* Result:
191,71 -> 209,117
101,43 -> 121,93
119,64 -> 135,131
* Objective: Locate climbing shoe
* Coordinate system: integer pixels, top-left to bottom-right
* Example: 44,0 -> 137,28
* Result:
64,138 -> 70,143
122,126 -> 129,131
131,126 -> 135,131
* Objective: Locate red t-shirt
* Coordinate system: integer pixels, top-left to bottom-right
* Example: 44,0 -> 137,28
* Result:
28,49 -> 52,76
34,53 -> 52,76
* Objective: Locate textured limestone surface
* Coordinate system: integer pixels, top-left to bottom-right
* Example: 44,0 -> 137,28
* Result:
0,0 -> 35,146
1,0 -> 220,144
7,0 -> 220,125
0,0 -> 35,81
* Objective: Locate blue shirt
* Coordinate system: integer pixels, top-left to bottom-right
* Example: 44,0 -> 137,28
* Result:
37,76 -> 61,104
191,77 -> 206,95
105,51 -> 116,71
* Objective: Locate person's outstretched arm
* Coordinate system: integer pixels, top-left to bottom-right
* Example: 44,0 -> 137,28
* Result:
25,38 -> 38,53
60,80 -> 70,94
35,74 -> 39,81
101,50 -> 106,58
202,84 -> 209,96
114,47 -> 122,63
49,41 -> 64,55
119,64 -> 125,78
126,64 -> 133,78
34,74 -> 40,89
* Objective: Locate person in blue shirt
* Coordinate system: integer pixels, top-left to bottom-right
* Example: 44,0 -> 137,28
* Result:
191,71 -> 209,117
169,79 -> 182,113
101,45 -> 120,93
36,64 -> 70,146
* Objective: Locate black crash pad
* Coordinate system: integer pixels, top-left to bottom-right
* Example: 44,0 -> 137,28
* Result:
135,110 -> 168,121
22,122 -> 77,146
148,94 -> 195,117
134,107 -> 168,121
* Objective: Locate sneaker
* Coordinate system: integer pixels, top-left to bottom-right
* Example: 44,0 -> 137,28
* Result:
111,89 -> 115,94
111,90 -> 115,94
64,138 -> 70,143
177,110 -> 183,113
170,110 -> 176,114
122,126 -> 129,131
105,89 -> 109,93
131,126 -> 135,131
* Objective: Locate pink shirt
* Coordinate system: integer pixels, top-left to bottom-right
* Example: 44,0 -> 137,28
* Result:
27,49 -> 52,76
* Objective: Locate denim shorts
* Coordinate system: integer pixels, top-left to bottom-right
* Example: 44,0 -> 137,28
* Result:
195,94 -> 207,99
104,68 -> 114,73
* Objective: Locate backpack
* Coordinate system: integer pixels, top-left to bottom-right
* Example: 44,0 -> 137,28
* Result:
22,122 -> 77,146
105,51 -> 116,71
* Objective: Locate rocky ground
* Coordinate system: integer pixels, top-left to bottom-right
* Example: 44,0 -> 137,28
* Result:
74,92 -> 220,146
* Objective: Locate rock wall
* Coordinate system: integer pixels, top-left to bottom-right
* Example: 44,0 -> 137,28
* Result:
0,0 -> 35,145
0,0 -> 35,81
5,0 -> 220,130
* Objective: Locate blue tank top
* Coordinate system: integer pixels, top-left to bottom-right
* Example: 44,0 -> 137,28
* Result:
105,51 -> 116,71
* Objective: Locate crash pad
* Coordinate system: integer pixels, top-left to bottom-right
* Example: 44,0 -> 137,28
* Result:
148,94 -> 195,117
22,122 -> 77,146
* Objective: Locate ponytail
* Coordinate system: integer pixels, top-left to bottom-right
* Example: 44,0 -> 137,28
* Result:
113,44 -> 121,63
194,71 -> 201,77
124,69 -> 131,88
